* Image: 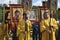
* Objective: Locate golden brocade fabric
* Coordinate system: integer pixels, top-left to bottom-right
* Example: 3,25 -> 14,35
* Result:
17,19 -> 32,40
40,18 -> 58,40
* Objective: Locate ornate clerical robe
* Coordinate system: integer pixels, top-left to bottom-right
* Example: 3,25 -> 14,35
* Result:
17,19 -> 32,40
40,18 -> 58,40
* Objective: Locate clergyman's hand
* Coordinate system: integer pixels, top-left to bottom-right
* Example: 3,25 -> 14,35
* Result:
46,29 -> 51,34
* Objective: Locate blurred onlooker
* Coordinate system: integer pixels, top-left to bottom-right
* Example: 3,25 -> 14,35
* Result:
12,10 -> 20,40
4,11 -> 10,40
32,22 -> 39,40
57,12 -> 60,40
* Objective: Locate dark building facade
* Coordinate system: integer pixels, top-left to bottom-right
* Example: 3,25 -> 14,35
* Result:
48,0 -> 57,12
58,8 -> 60,13
42,0 -> 57,13
22,0 -> 32,10
42,1 -> 48,8
18,0 -> 32,10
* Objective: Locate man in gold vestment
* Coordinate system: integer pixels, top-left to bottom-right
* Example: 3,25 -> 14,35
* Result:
40,12 -> 58,40
23,13 -> 32,40
17,13 -> 32,40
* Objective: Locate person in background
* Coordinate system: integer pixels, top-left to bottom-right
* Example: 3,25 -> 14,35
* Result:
32,22 -> 39,40
40,12 -> 58,40
12,10 -> 20,40
23,13 -> 32,40
5,11 -> 10,23
57,12 -> 60,40
4,11 -> 10,40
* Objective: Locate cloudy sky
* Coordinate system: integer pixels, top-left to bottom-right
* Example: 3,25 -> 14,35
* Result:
0,0 -> 60,8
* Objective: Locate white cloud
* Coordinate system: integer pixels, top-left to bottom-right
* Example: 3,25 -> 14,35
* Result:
0,0 -> 4,4
3,0 -> 9,4
2,0 -> 17,4
12,0 -> 17,4
58,1 -> 60,8
1,0 -> 17,6
32,0 -> 42,6
32,0 -> 47,6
